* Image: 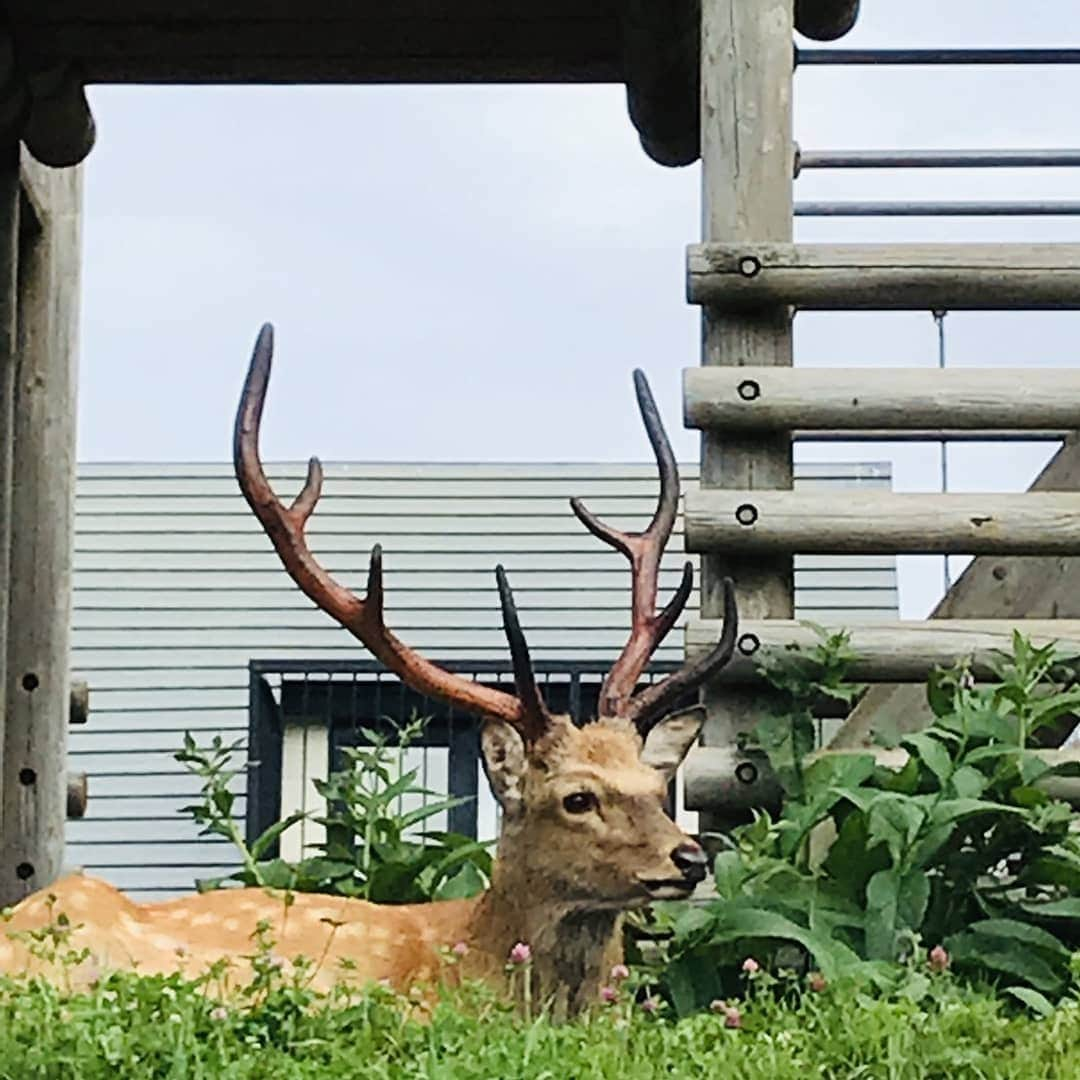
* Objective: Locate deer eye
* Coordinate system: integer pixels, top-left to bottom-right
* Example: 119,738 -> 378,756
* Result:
562,792 -> 598,815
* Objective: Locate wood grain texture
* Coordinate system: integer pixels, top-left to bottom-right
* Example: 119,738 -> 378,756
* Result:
687,243 -> 1080,310
695,0 -> 795,833
686,489 -> 1080,556
685,617 -> 1080,682
684,744 -> 1080,811
0,148 -> 18,836
0,152 -> 82,906
684,367 -> 1080,433
832,434 -> 1080,750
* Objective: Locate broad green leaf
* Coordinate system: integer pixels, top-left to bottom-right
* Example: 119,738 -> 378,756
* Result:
897,868 -> 930,931
903,732 -> 953,787
1018,752 -> 1053,786
966,918 -> 1070,959
433,861 -> 486,900
929,798 -> 1021,829
1004,985 -> 1056,1017
250,812 -> 308,861
948,765 -> 987,799
1019,897 -> 1080,920
867,795 -> 925,864
946,930 -> 1065,994
865,868 -> 900,961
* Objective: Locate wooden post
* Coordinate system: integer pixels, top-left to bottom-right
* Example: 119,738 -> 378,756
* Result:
0,151 -> 82,906
0,143 -> 17,838
696,0 -> 794,833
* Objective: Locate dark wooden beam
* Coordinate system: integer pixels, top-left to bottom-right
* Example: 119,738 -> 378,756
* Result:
22,64 -> 95,168
795,0 -> 860,42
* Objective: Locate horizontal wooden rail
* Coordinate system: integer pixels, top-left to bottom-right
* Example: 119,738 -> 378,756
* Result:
66,772 -> 87,819
684,367 -> 1080,433
684,745 -> 1080,811
685,617 -> 1080,682
686,243 -> 1080,310
684,490 -> 1080,555
69,680 -> 88,725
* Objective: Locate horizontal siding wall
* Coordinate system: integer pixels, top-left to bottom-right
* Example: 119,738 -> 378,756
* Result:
67,461 -> 898,899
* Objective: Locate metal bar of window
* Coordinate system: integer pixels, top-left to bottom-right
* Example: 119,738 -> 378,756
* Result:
798,150 -> 1080,170
797,48 -> 1080,66
795,200 -> 1080,216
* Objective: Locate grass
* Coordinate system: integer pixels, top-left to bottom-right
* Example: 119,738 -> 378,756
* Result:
1,965 -> 1079,1079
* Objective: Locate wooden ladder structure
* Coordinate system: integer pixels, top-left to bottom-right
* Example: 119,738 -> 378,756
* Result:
683,0 -> 1080,828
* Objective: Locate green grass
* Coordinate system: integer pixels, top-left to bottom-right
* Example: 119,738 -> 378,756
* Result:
1,968 -> 1079,1080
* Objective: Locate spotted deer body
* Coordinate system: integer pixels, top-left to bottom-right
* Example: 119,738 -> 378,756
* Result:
0,325 -> 738,1015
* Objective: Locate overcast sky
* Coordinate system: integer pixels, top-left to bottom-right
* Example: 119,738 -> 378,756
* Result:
75,1 -> 1080,617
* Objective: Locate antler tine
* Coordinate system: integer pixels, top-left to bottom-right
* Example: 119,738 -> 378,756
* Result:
624,576 -> 739,736
570,368 -> 689,718
233,323 -> 529,732
495,565 -> 552,743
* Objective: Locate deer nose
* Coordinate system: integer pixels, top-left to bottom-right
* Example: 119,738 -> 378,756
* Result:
671,842 -> 708,884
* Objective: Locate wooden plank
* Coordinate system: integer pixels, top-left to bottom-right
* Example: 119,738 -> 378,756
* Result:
832,434 -> 1080,750
685,489 -> 1080,556
695,0 -> 795,834
686,243 -> 1080,310
684,745 -> 1080,812
0,147 -> 18,847
15,2 -> 608,21
686,617 -> 1080,683
620,0 -> 698,167
684,367 -> 1080,434
10,15 -> 618,85
0,152 -> 82,906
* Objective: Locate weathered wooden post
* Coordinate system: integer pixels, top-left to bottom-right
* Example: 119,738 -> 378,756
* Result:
695,0 -> 795,834
0,152 -> 82,905
0,143 -> 18,850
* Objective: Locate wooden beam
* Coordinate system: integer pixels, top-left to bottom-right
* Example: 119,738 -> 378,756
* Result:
694,0 -> 795,835
66,771 -> 86,819
686,617 -> 1080,683
0,151 -> 82,907
686,243 -> 1080,310
619,0 -> 699,167
795,0 -> 860,41
684,744 -> 1080,812
22,64 -> 95,168
685,489 -> 1080,556
684,367 -> 1080,434
0,146 -> 17,846
69,680 -> 88,726
832,434 -> 1080,750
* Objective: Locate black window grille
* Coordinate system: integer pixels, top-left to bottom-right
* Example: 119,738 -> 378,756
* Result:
246,659 -> 691,854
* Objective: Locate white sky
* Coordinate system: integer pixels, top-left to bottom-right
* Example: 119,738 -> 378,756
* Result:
75,1 -> 1080,618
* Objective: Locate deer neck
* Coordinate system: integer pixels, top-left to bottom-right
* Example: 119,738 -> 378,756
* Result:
464,864 -> 623,1015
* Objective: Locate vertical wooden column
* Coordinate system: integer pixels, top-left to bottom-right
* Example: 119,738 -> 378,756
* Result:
697,0 -> 795,833
0,152 -> 82,905
0,143 -> 18,833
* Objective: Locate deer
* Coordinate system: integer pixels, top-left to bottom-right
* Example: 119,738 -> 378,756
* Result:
0,324 -> 738,1017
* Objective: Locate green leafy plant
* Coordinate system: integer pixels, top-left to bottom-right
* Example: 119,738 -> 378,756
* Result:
176,712 -> 493,903
647,628 -> 1080,1016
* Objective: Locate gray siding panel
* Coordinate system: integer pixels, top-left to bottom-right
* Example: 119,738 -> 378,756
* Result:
66,461 -> 898,899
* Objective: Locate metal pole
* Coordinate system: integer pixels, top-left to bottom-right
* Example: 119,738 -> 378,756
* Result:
798,47 -> 1080,66
795,201 -> 1080,217
799,149 -> 1080,170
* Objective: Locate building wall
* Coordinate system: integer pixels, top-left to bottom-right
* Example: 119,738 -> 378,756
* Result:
67,461 -> 899,899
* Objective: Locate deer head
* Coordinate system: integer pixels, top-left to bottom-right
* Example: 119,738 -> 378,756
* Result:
233,324 -> 739,1008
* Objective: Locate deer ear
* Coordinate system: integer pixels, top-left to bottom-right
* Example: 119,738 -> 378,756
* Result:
640,705 -> 705,781
480,720 -> 527,817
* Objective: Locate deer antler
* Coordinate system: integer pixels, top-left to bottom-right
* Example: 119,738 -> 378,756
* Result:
571,370 -> 739,734
233,323 -> 549,742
